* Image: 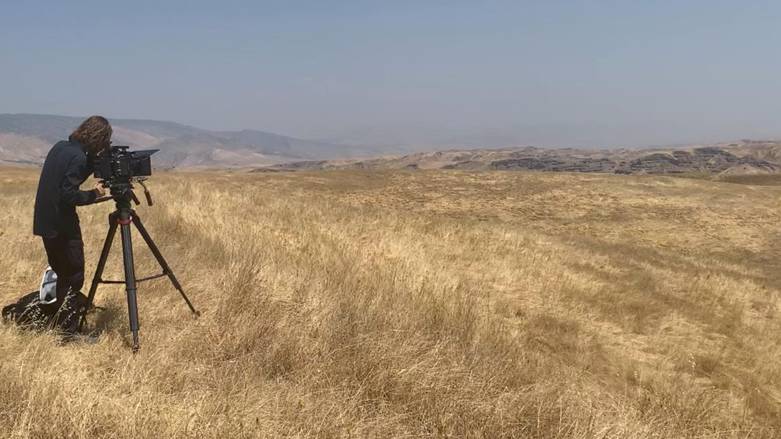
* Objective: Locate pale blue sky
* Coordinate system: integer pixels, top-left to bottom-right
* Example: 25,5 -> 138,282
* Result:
1,0 -> 780,147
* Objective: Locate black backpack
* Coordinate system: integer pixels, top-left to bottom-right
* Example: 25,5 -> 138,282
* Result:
2,291 -> 87,336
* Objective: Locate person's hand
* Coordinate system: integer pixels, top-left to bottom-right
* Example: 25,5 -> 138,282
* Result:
93,183 -> 106,198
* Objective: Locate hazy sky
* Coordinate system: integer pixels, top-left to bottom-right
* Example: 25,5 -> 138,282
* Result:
1,0 -> 780,147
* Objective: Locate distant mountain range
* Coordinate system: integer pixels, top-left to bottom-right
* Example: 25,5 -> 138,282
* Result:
4,114 -> 781,176
0,114 -> 400,169
256,140 -> 781,176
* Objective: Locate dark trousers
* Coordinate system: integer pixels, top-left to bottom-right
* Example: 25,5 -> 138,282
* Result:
42,235 -> 85,306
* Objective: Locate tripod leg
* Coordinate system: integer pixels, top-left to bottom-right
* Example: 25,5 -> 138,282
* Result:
119,221 -> 141,352
132,213 -> 199,316
80,212 -> 119,331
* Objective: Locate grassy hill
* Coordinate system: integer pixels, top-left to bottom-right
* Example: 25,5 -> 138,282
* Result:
1,168 -> 781,437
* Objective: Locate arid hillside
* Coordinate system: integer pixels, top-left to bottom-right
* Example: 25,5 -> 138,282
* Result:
1,167 -> 781,437
261,140 -> 781,175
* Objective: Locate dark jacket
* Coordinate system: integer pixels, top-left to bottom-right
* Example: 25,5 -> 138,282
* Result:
33,137 -> 97,238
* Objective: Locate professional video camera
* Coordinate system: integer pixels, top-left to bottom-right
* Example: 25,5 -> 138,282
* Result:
93,145 -> 158,205
94,145 -> 157,187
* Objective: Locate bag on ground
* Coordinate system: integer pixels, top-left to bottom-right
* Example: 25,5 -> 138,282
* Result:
2,290 -> 87,335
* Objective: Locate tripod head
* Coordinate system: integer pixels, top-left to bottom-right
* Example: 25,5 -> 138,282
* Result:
95,177 -> 154,209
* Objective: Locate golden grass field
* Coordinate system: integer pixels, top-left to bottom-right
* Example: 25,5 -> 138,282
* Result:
2,167 -> 781,438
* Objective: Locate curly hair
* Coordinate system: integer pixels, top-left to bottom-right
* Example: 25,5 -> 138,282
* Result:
70,116 -> 112,154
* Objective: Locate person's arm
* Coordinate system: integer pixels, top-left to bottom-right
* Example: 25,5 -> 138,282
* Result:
60,155 -> 98,206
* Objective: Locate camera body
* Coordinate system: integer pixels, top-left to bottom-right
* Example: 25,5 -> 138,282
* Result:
94,146 -> 158,186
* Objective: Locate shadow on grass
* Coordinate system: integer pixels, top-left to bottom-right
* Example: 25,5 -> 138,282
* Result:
86,305 -> 121,335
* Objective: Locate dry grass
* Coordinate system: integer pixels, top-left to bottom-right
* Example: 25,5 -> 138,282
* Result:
2,167 -> 781,438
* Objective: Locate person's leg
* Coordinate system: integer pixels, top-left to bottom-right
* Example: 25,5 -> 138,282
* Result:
41,235 -> 69,325
42,235 -> 85,336
59,238 -> 85,301
58,237 -> 86,336
42,235 -> 84,304
42,235 -> 68,301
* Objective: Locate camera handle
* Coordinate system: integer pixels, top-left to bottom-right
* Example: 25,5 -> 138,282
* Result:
136,179 -> 153,206
94,195 -> 115,204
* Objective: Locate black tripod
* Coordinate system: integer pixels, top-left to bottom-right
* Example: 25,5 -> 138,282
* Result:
79,184 -> 199,352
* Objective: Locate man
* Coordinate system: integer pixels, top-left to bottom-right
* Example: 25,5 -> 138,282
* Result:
33,116 -> 111,313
